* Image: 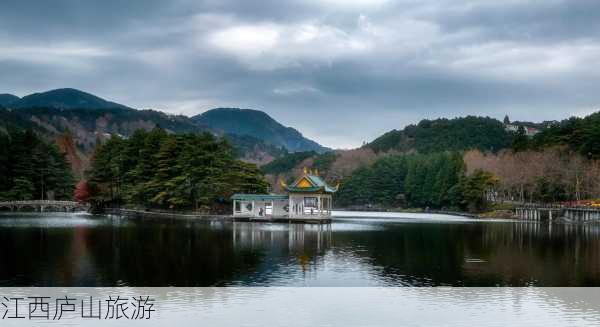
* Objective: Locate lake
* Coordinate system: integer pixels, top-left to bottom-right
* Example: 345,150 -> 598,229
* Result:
0,211 -> 599,286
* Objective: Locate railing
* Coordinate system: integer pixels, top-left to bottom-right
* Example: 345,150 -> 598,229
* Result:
0,200 -> 83,206
515,203 -> 600,210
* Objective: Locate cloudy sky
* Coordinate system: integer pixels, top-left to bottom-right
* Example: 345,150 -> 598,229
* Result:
1,0 -> 600,148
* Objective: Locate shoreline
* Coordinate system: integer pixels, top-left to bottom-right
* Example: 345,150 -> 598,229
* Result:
109,208 -> 332,224
108,207 -> 495,221
334,207 -> 518,219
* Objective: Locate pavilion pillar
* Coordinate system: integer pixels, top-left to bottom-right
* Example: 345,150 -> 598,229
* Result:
318,195 -> 322,216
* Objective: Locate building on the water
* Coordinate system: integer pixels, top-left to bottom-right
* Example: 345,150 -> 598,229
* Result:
231,168 -> 338,220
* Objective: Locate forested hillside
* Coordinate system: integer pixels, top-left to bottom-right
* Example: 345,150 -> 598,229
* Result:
225,133 -> 288,165
367,116 -> 511,154
10,88 -> 131,110
192,108 -> 329,153
1,89 -> 331,174
0,94 -> 20,107
261,116 -> 511,195
0,105 -> 289,175
531,112 -> 600,158
261,151 -> 319,175
335,153 -> 496,212
334,111 -> 600,211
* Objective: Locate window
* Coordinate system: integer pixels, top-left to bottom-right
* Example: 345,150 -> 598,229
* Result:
234,201 -> 241,212
265,202 -> 273,215
304,197 -> 318,208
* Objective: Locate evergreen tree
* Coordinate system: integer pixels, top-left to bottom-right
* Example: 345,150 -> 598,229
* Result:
86,129 -> 268,211
456,170 -> 498,212
0,129 -> 74,201
511,125 -> 529,152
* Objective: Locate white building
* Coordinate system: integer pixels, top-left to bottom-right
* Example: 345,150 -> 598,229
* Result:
231,168 -> 338,220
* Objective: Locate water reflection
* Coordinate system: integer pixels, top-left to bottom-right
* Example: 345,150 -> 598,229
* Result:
2,213 -> 600,286
232,222 -> 332,252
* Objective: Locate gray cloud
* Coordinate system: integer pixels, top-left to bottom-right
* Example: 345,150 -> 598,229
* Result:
1,0 -> 599,148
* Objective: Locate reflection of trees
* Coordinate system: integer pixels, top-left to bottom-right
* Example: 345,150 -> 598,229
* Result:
474,222 -> 600,286
5,215 -> 600,286
83,220 -> 270,286
0,218 -> 333,286
330,224 -> 469,286
229,223 -> 333,284
0,224 -> 75,285
332,222 -> 600,286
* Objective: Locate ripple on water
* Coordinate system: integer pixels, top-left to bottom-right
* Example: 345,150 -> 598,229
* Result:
0,212 -> 117,228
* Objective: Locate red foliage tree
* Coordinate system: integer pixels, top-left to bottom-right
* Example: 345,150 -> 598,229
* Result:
74,180 -> 91,203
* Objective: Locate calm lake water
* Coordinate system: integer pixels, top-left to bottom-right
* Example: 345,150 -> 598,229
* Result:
1,211 -> 599,286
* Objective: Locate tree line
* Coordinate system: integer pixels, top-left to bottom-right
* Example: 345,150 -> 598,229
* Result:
526,112 -> 600,158
86,128 -> 268,212
366,116 -> 511,154
335,153 -> 497,212
465,148 -> 600,204
0,129 -> 74,201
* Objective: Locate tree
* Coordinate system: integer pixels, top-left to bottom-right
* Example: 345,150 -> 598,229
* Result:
511,125 -> 529,152
458,170 -> 498,212
0,129 -> 74,201
86,129 -> 268,212
336,152 -> 465,210
9,178 -> 35,200
74,180 -> 91,203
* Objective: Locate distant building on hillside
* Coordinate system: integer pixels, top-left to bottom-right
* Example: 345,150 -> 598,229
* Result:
504,117 -> 540,137
231,167 -> 338,221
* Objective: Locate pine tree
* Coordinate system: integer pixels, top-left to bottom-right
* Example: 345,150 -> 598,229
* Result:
512,125 -> 529,152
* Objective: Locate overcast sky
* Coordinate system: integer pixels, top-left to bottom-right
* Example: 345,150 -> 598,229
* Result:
1,0 -> 600,148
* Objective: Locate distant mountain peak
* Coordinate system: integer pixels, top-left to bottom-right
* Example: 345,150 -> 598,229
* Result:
0,93 -> 20,107
192,107 -> 329,153
11,88 -> 131,110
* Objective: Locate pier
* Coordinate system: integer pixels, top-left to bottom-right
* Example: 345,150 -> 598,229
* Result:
515,205 -> 600,223
0,200 -> 89,212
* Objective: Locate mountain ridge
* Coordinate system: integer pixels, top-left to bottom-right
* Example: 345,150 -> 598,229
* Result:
0,94 -> 20,107
192,108 -> 329,153
10,88 -> 131,110
0,88 -> 330,176
2,88 -> 328,155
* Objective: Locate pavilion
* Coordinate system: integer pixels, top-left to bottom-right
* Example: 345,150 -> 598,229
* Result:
231,168 -> 338,220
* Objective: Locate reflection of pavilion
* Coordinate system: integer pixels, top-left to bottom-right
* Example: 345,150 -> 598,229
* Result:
232,222 -> 332,252
231,168 -> 337,222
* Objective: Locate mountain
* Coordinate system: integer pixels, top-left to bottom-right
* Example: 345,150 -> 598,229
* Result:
0,94 -> 20,107
192,108 -> 329,153
225,133 -> 288,165
366,116 -> 512,154
1,89 -> 329,176
0,105 -> 288,176
11,88 -> 131,110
